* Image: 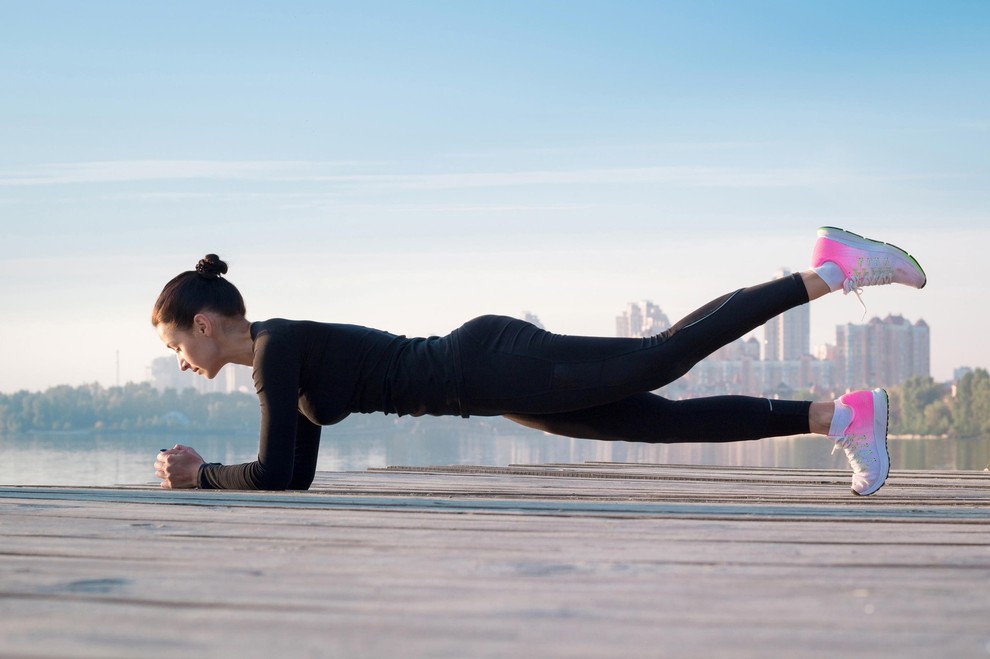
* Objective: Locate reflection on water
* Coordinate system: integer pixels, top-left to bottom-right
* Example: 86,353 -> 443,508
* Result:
1,417 -> 989,487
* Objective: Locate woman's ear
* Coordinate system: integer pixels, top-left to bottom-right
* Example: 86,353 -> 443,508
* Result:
192,313 -> 214,337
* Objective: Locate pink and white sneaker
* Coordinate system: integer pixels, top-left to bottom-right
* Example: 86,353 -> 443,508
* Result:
831,388 -> 890,496
812,226 -> 927,295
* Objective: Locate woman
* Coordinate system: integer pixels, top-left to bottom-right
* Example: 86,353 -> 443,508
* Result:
153,227 -> 926,496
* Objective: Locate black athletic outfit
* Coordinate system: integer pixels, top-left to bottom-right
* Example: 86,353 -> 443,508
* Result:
199,274 -> 813,490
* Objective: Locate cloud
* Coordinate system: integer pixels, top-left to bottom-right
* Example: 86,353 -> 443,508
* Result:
0,160 -> 328,186
436,141 -> 765,160
310,166 -> 849,190
0,159 -> 856,190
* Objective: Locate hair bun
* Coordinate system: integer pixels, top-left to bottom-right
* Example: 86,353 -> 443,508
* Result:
195,254 -> 228,279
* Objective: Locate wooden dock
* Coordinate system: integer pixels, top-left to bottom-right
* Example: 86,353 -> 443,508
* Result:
2,463 -> 990,658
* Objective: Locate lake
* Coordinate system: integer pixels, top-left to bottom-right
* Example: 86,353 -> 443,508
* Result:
2,414 -> 988,487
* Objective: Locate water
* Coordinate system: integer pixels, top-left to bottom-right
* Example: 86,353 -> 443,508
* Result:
1,422 -> 988,487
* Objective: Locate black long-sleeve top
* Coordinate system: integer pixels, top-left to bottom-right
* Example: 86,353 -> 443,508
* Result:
198,318 -> 462,490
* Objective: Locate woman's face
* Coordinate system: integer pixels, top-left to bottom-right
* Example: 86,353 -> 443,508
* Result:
156,317 -> 222,379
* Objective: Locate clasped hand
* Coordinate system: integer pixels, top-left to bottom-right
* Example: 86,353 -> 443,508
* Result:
155,444 -> 205,489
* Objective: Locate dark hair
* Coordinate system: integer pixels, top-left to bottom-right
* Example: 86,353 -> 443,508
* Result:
151,254 -> 247,328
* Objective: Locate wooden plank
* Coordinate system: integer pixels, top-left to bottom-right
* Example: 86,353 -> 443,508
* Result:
1,464 -> 989,658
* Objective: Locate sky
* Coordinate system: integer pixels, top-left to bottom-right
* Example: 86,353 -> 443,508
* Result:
0,0 -> 987,393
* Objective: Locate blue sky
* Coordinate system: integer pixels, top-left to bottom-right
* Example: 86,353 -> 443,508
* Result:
1,0 -> 987,392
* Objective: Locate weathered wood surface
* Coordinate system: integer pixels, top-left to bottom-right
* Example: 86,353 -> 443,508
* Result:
1,463 -> 989,658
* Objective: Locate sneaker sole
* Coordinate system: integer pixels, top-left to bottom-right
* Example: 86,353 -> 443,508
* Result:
853,388 -> 890,496
818,226 -> 927,289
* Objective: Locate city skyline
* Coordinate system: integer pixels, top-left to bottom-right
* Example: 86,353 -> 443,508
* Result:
1,2 -> 987,393
665,310 -> 931,400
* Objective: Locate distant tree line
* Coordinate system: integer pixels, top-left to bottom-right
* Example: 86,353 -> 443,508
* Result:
3,370 -> 990,438
0,382 -> 259,434
888,369 -> 990,438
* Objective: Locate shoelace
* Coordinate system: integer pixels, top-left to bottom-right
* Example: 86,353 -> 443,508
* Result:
842,269 -> 894,316
831,433 -> 874,471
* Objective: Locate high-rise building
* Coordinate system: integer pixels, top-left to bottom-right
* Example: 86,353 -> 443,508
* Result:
616,300 -> 670,338
834,315 -> 929,391
763,268 -> 810,361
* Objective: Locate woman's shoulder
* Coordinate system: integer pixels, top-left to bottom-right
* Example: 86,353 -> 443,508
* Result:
250,320 -> 327,373
250,318 -> 289,344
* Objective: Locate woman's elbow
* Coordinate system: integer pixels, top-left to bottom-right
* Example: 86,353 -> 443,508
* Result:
249,462 -> 314,491
286,473 -> 315,490
250,468 -> 294,491
254,472 -> 313,491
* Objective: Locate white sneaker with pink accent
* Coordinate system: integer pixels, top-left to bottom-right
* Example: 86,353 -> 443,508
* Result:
812,226 -> 927,298
831,388 -> 890,496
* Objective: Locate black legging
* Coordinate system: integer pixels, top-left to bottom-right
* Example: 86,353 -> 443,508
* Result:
453,273 -> 812,443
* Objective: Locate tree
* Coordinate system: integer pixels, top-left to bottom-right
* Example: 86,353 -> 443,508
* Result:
894,376 -> 946,436
0,383 -> 260,434
922,400 -> 952,436
952,369 -> 990,438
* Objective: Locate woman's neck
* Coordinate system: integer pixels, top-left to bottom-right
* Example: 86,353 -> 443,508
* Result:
221,317 -> 256,367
